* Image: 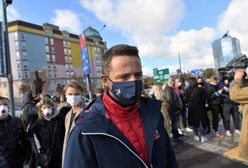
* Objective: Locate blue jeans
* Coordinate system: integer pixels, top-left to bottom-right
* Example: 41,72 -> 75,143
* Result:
194,121 -> 204,137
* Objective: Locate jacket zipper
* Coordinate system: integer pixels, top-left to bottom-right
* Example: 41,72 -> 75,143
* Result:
81,132 -> 149,168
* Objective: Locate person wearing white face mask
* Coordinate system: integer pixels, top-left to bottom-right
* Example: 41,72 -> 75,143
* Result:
28,97 -> 67,168
0,96 -> 29,168
62,80 -> 85,166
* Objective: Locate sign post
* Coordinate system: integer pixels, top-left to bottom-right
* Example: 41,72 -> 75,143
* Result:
191,69 -> 204,77
153,68 -> 170,84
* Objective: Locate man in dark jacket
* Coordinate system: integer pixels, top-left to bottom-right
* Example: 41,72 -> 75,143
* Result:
64,44 -> 178,168
206,76 -> 224,137
0,96 -> 29,168
222,79 -> 241,136
164,78 -> 183,139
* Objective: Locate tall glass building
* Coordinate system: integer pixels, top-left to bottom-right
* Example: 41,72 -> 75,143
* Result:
212,34 -> 241,68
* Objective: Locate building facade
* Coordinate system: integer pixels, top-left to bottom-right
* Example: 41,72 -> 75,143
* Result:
212,34 -> 241,69
0,20 -> 107,105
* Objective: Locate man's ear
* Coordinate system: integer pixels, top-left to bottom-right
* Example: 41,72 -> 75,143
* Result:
101,74 -> 108,88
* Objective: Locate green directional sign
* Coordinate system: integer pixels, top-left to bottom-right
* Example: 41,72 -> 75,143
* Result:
153,68 -> 170,84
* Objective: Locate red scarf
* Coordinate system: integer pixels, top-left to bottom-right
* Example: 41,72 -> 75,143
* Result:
102,90 -> 149,164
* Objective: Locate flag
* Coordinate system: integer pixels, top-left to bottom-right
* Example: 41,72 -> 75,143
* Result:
79,33 -> 90,76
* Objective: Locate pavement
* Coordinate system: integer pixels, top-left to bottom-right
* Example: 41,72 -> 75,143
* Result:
172,119 -> 248,168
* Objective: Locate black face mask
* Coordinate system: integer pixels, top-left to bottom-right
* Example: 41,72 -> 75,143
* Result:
197,82 -> 204,85
107,77 -> 143,106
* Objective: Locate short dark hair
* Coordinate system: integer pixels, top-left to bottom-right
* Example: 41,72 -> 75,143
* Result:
102,44 -> 140,75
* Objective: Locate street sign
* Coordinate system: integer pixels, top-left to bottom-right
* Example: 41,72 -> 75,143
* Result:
177,69 -> 181,74
191,69 -> 204,77
153,68 -> 170,83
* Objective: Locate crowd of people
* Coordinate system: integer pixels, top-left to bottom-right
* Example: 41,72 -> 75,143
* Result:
0,44 -> 247,168
145,76 -> 241,144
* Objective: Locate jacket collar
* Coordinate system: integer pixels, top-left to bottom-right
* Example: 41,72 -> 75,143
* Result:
77,96 -> 162,162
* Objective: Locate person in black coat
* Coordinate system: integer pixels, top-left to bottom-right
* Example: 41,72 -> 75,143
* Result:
222,79 -> 241,136
185,77 -> 197,127
206,76 -> 224,137
0,96 -> 29,168
28,97 -> 67,168
185,77 -> 209,143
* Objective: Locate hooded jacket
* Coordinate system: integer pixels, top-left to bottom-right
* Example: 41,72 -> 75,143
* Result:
64,96 -> 178,168
29,108 -> 67,168
0,116 -> 29,168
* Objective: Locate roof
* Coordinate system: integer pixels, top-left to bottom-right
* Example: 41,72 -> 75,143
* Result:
8,20 -> 79,39
84,26 -> 102,40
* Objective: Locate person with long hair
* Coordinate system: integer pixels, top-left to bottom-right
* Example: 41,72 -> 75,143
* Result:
152,84 -> 171,134
28,97 -> 66,168
186,77 -> 209,143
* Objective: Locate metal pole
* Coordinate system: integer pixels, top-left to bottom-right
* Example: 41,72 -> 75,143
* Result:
86,74 -> 92,101
2,0 -> 15,116
178,51 -> 182,74
98,25 -> 106,33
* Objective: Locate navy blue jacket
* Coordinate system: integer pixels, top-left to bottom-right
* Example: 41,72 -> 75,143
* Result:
64,96 -> 178,168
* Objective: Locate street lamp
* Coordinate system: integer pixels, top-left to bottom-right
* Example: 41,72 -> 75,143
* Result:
2,0 -> 15,116
98,24 -> 106,33
176,40 -> 188,76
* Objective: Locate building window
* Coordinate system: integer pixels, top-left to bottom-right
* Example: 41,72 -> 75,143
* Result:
21,41 -> 26,48
67,42 -> 70,48
52,54 -> 55,62
53,64 -> 56,69
69,57 -> 72,63
70,72 -> 73,76
48,71 -> 52,78
23,61 -> 28,69
68,49 -> 72,56
51,47 -> 55,54
22,51 -> 27,59
46,54 -> 50,62
24,71 -> 29,78
46,46 -> 49,53
63,41 -> 66,47
48,64 -> 51,69
15,41 -> 19,49
45,37 -> 49,44
14,32 -> 18,40
16,51 -> 20,60
50,38 -> 54,45
20,32 -> 25,41
18,72 -> 22,79
65,64 -> 68,69
64,48 -> 67,54
66,72 -> 69,76
17,62 -> 21,69
70,64 -> 73,68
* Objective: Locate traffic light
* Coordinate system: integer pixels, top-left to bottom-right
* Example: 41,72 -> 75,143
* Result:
4,0 -> 12,5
